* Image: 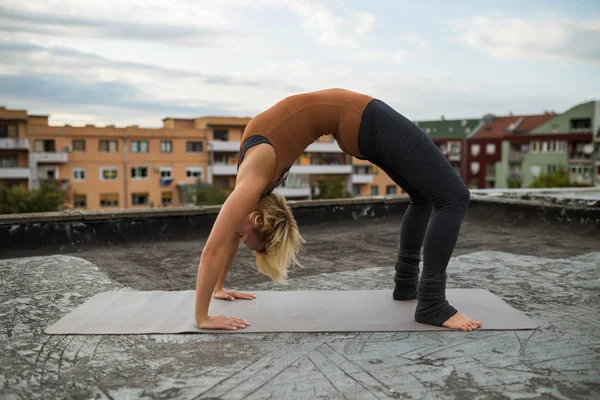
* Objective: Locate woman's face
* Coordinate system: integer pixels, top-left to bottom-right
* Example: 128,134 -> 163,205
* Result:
239,215 -> 265,252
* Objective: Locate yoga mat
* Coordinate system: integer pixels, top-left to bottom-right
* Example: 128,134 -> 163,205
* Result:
45,289 -> 537,334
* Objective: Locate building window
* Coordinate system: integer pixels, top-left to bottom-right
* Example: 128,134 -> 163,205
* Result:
131,140 -> 148,153
160,168 -> 172,179
34,140 -> 56,152
570,118 -> 591,132
448,127 -> 454,132
100,193 -> 119,207
187,141 -> 203,153
132,193 -> 149,205
486,143 -> 496,155
73,168 -> 86,181
471,144 -> 480,156
72,139 -> 86,152
161,141 -> 172,153
186,167 -> 203,179
73,194 -> 87,208
386,185 -> 397,195
542,141 -> 548,152
213,129 -> 229,141
471,162 -> 480,174
99,140 -> 118,153
0,156 -> 18,168
551,124 -> 559,134
531,164 -> 541,178
370,185 -> 379,196
449,142 -> 460,153
100,167 -> 118,180
214,154 -> 230,165
131,166 -> 148,179
0,124 -> 18,138
558,141 -> 567,152
161,192 -> 173,206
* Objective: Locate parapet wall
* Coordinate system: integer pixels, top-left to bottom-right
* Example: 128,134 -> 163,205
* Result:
1,194 -> 598,253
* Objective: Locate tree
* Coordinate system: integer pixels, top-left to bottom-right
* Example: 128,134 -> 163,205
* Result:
528,165 -> 572,188
195,182 -> 229,205
315,176 -> 349,199
0,180 -> 68,214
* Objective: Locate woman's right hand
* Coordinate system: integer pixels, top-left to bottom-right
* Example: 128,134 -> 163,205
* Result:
197,315 -> 250,330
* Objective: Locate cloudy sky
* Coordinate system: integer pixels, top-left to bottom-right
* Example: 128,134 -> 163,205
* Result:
1,0 -> 599,127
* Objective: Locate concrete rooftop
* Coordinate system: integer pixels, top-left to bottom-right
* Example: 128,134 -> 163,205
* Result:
1,196 -> 599,399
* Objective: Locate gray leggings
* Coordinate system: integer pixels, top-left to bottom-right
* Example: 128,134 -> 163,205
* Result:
358,99 -> 471,326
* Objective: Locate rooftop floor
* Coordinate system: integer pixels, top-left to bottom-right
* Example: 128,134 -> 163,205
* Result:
1,205 -> 599,399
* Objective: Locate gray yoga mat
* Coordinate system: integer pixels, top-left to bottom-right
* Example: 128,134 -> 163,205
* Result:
45,289 -> 537,334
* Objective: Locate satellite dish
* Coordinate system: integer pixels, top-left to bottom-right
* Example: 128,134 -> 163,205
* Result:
583,144 -> 594,155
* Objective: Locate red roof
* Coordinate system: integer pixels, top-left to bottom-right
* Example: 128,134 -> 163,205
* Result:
473,113 -> 557,139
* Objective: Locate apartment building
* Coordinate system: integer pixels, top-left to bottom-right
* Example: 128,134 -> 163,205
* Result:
0,107 -> 400,210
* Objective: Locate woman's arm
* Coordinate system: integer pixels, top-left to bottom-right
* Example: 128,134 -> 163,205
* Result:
194,143 -> 275,329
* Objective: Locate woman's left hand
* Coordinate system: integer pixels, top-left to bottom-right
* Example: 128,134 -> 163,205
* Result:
214,289 -> 256,301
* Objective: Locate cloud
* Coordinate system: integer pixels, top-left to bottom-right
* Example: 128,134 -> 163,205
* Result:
0,40 -> 306,125
450,15 -> 600,63
0,2 -> 233,47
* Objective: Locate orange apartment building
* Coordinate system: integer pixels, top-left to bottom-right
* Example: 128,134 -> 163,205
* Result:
0,106 -> 399,210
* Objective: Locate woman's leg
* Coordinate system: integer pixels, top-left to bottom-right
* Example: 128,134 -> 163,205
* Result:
376,164 -> 432,300
366,101 -> 478,328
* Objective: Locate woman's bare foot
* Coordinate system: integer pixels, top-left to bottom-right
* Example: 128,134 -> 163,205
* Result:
442,312 -> 482,331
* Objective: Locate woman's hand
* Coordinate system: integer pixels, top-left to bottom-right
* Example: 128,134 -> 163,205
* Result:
197,315 -> 250,330
214,289 -> 256,301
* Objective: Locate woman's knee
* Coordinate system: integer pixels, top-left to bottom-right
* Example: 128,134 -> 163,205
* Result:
454,183 -> 471,212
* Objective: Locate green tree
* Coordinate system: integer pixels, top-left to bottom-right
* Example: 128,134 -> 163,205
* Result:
528,165 -> 572,188
195,182 -> 229,205
0,180 -> 68,214
316,176 -> 349,199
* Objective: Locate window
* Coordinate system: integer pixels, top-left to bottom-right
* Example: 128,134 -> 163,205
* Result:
99,140 -> 118,153
100,167 -> 118,180
546,164 -> 558,174
73,168 -> 86,181
449,142 -> 460,153
100,193 -> 119,207
0,124 -> 18,138
187,141 -> 203,152
465,128 -> 471,134
425,128 -> 431,134
471,162 -> 480,174
161,141 -> 172,153
531,164 -> 541,178
570,118 -> 591,131
160,168 -> 172,179
370,185 -> 379,196
72,139 -> 85,152
132,193 -> 149,205
213,129 -> 229,141
448,127 -> 454,132
551,124 -> 559,134
558,141 -> 567,152
0,156 -> 18,168
34,140 -> 56,152
73,194 -> 87,208
486,143 -> 496,155
186,167 -> 203,179
214,154 -> 230,164
130,140 -> 148,153
471,144 -> 480,156
161,192 -> 173,206
542,141 -> 548,152
548,141 -> 556,152
386,185 -> 397,195
131,166 -> 148,179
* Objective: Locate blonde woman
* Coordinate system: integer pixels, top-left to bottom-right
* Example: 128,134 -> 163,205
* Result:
195,88 -> 482,332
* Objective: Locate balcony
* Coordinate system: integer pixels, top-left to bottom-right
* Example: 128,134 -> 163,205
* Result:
290,164 -> 353,175
569,128 -> 592,134
508,150 -> 524,163
352,174 -> 374,184
305,142 -> 343,153
0,138 -> 30,150
211,164 -> 237,176
0,167 -> 30,179
31,151 -> 68,163
274,187 -> 311,198
209,141 -> 240,152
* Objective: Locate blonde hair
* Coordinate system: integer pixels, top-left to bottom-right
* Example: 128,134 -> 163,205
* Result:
250,192 -> 304,283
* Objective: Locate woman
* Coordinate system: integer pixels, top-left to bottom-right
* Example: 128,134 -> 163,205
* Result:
195,88 -> 482,332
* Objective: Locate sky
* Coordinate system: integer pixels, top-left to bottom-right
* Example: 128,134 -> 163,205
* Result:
0,0 -> 599,127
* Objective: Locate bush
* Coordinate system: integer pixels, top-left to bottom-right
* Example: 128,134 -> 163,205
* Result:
0,180 -> 68,214
195,182 -> 229,205
528,165 -> 572,188
316,176 -> 349,199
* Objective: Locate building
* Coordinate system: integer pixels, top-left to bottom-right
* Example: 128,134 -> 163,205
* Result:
0,107 -> 402,210
415,117 -> 482,180
528,101 -> 599,186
